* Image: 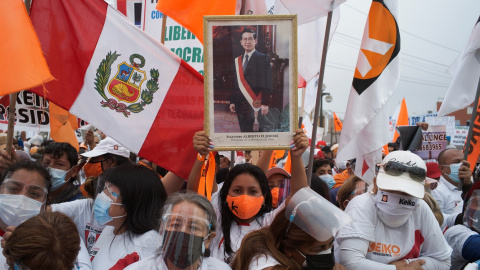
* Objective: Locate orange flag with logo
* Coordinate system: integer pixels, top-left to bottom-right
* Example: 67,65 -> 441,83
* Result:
466,98 -> 480,172
393,98 -> 408,142
156,0 -> 236,44
333,112 -> 343,131
49,103 -> 79,151
0,0 -> 53,95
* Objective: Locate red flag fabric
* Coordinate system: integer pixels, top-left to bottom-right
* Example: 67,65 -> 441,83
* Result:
156,0 -> 236,44
0,0 -> 53,95
30,0 -> 204,179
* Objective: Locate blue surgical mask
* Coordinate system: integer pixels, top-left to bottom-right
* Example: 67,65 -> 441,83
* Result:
93,191 -> 124,225
48,168 -> 68,191
319,174 -> 335,189
448,162 -> 462,183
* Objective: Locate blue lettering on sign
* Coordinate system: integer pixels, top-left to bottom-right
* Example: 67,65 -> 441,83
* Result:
151,11 -> 163,19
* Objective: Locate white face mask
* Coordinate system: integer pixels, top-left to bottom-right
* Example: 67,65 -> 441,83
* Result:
0,194 -> 44,227
374,191 -> 417,228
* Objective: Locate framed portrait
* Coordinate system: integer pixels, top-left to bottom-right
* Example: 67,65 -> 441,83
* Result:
204,15 -> 298,150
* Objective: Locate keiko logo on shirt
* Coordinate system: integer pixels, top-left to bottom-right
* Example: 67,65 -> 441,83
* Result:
368,241 -> 401,257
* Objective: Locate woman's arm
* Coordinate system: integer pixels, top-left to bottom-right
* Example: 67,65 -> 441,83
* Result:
283,129 -> 309,205
186,131 -> 213,193
256,150 -> 273,175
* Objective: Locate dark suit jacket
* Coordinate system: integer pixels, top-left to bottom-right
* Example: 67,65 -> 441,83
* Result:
231,50 -> 273,108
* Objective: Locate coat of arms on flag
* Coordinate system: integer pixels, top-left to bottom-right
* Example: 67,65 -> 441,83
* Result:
95,52 -> 159,117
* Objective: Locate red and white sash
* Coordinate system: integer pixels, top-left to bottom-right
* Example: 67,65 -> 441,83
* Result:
234,55 -> 262,111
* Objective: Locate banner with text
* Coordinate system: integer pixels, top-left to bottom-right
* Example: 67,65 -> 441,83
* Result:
413,125 -> 447,160
425,116 -> 456,139
452,126 -> 469,147
0,91 -> 50,132
141,0 -> 204,74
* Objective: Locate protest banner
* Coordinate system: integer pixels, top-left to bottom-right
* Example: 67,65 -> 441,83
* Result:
0,91 -> 50,132
413,125 -> 447,160
452,126 -> 469,147
142,0 -> 204,74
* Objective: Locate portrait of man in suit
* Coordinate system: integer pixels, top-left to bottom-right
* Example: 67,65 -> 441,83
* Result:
229,28 -> 273,132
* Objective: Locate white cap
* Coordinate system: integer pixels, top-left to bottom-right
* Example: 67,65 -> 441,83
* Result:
377,150 -> 426,199
81,137 -> 130,158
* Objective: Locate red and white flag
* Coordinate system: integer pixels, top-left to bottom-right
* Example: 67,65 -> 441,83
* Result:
30,0 -> 203,179
438,16 -> 480,117
336,0 -> 400,184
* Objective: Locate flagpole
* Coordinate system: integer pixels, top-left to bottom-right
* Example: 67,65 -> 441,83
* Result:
463,77 -> 480,185
161,14 -> 167,44
306,11 -> 333,185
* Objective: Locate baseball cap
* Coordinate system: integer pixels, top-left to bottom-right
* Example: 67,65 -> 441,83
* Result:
316,141 -> 327,149
81,137 -> 130,158
266,167 -> 291,179
426,162 -> 441,179
377,150 -> 426,199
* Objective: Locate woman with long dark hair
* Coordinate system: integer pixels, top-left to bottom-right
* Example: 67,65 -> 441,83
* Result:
191,129 -> 309,263
89,164 -> 167,269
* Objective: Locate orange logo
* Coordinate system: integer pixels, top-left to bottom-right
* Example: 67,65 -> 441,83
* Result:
368,241 -> 401,257
353,0 -> 400,95
114,145 -> 118,150
382,195 -> 388,202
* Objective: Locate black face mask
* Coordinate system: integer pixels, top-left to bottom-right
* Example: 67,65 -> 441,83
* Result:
303,248 -> 335,270
162,230 -> 204,269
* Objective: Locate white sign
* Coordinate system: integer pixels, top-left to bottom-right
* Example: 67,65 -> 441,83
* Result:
0,91 -> 50,132
141,0 -> 204,74
425,116 -> 456,138
452,126 -> 469,146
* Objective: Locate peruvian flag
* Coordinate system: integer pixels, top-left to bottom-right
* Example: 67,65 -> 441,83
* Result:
30,0 -> 203,179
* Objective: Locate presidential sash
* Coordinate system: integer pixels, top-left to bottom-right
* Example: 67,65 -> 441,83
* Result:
235,55 -> 262,131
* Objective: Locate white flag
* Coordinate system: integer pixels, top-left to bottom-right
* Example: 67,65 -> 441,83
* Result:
336,0 -> 400,184
274,0 -> 345,25
438,17 -> 480,117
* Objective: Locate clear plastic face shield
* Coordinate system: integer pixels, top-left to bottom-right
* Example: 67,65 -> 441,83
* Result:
270,177 -> 290,208
285,187 -> 352,242
464,190 -> 480,233
158,202 -> 213,270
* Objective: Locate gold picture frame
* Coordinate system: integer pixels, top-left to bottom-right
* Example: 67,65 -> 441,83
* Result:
204,15 -> 298,150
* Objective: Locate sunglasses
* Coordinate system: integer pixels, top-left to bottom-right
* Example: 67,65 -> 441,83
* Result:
382,161 -> 426,182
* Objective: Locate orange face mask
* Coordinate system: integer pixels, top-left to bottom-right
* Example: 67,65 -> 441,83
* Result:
84,162 -> 102,178
271,187 -> 280,208
226,195 -> 264,220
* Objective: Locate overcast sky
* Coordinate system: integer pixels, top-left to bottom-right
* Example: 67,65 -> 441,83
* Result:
322,0 -> 480,119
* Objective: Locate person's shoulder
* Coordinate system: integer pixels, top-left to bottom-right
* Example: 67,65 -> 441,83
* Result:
51,198 -> 93,212
203,256 -> 232,270
253,50 -> 268,58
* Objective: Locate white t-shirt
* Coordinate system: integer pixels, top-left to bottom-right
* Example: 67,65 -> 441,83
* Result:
90,226 -> 161,270
444,225 -> 478,270
431,176 -> 463,215
51,198 -> 105,253
209,192 -> 285,263
337,193 -> 452,268
248,254 -> 280,270
123,254 -> 231,270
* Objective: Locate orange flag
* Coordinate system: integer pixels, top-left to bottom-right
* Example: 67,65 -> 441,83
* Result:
49,103 -> 79,151
393,98 -> 409,142
283,151 -> 292,173
466,98 -> 480,172
333,112 -> 343,132
156,0 -> 236,44
0,0 -> 53,95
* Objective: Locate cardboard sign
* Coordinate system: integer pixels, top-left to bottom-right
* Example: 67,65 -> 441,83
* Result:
0,91 -> 50,131
413,125 -> 447,160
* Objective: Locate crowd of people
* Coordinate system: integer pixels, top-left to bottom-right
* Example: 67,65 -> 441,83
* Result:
0,127 -> 478,270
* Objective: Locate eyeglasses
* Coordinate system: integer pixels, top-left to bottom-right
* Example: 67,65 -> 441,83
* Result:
1,179 -> 48,201
89,158 -> 107,164
241,37 -> 255,42
162,214 -> 211,236
382,161 -> 426,182
103,182 -> 120,201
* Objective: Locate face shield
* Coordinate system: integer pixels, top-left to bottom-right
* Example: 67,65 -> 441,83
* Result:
464,190 -> 480,233
285,187 -> 352,241
159,203 -> 212,270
